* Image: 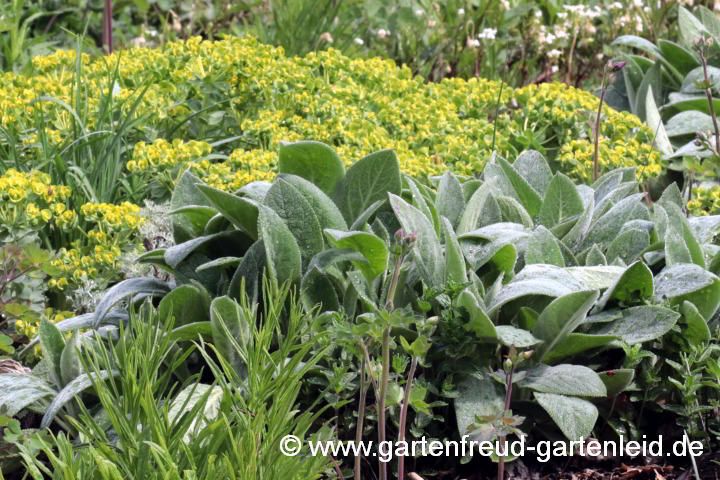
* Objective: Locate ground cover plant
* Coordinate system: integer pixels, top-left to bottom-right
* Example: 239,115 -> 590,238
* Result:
4,142 -> 719,478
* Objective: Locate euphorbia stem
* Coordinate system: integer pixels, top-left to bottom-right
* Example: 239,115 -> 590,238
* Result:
377,326 -> 391,480
355,355 -> 369,480
592,74 -> 607,183
397,356 -> 418,480
497,367 -> 515,480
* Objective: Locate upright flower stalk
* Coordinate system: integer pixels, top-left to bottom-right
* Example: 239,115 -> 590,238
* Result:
593,61 -> 627,182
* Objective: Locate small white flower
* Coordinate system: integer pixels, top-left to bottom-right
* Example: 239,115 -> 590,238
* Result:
557,12 -> 568,19
467,38 -> 481,48
551,65 -> 559,73
376,28 -> 389,39
548,49 -> 563,58
545,33 -> 556,44
477,28 -> 497,40
501,0 -> 510,9
354,37 -> 364,45
535,10 -> 542,17
415,8 -> 424,15
457,8 -> 465,15
320,32 -> 334,43
633,0 -> 643,7
610,1 -> 623,8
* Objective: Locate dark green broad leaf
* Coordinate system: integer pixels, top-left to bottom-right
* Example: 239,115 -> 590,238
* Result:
535,393 -> 598,441
598,369 -> 635,397
457,288 -> 497,341
197,184 -> 259,239
278,174 -> 348,231
658,40 -> 699,77
196,257 -> 243,273
495,325 -> 542,348
495,156 -> 542,216
389,194 -> 444,286
228,240 -> 266,304
168,205 -> 218,237
538,173 -> 585,229
278,141 -> 345,196
301,267 -> 341,313
171,171 -> 213,243
168,322 -> 214,343
164,231 -> 251,269
334,149 -> 401,224
39,320 -> 66,387
513,150 -> 553,198
60,333 -> 83,387
655,264 -> 720,320
542,334 -> 618,365
526,226 -> 565,267
264,178 -> 325,268
258,206 -> 302,286
435,171 -> 465,229
324,229 -> 388,282
681,301 -> 711,346
442,218 -> 468,284
612,35 -> 661,57
454,371 -> 506,437
591,305 -> 680,344
594,261 -> 653,312
94,278 -> 172,327
158,284 -> 211,328
519,364 -> 607,397
210,296 -> 252,378
533,290 -> 599,360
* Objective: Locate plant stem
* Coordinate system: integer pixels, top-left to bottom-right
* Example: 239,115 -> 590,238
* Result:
397,356 -> 418,480
386,252 -> 405,311
592,73 -> 607,182
377,326 -> 391,480
497,366 -> 515,480
700,48 -> 720,154
355,354 -> 369,480
564,30 -> 578,86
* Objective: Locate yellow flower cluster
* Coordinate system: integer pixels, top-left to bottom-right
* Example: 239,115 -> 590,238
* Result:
0,169 -> 73,235
3,36 -> 663,193
689,186 -> 720,215
15,307 -> 77,358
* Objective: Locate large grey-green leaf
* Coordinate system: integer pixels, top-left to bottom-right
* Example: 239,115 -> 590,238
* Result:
533,290 -> 599,360
605,228 -> 650,265
455,371 -> 505,437
496,196 -> 533,228
594,261 -> 654,312
264,178 -> 324,268
678,6 -> 710,51
436,172 -> 465,229
40,370 -> 120,428
612,35 -> 661,56
645,86 -> 672,155
689,215 -> 720,243
526,226 -> 565,267
197,184 -> 259,239
167,383 -> 225,443
278,174 -> 348,231
662,202 -> 705,268
598,369 -> 635,397
278,141 -> 345,196
591,305 -> 680,344
495,325 -> 542,348
0,374 -> 56,416
389,194 -> 444,286
39,319 -> 65,387
534,393 -> 598,441
513,150 -> 553,197
93,278 -> 172,327
655,263 -> 720,320
539,173 -> 584,228
164,231 -> 250,270
582,194 -> 648,249
324,229 -> 388,282
519,365 -> 606,397
210,296 -> 252,378
60,334 -> 83,387
442,217 -> 468,284
457,179 -> 501,234
495,156 -> 542,216
335,149 -> 401,223
665,111 -> 715,137
635,62 -> 664,121
258,206 -> 302,285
